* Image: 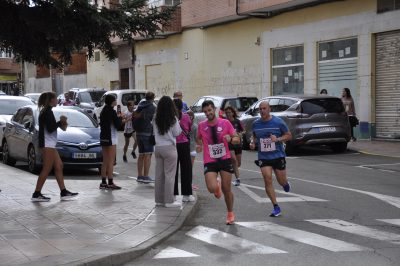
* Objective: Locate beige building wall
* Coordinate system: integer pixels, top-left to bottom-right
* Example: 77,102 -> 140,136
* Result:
87,50 -> 119,89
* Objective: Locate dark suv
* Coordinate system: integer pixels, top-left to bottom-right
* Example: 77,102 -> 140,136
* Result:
190,95 -> 258,123
240,95 -> 351,153
69,88 -> 107,117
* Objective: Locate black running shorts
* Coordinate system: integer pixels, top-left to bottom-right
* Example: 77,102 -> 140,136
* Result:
204,159 -> 234,174
255,157 -> 286,170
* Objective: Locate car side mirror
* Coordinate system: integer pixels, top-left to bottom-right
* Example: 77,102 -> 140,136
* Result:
24,121 -> 32,130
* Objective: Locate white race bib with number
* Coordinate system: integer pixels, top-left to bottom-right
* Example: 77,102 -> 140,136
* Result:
260,138 -> 276,152
208,143 -> 226,159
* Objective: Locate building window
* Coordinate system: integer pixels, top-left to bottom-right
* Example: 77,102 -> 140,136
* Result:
94,51 -> 101,61
0,48 -> 13,58
272,45 -> 304,95
377,0 -> 400,13
318,38 -> 358,99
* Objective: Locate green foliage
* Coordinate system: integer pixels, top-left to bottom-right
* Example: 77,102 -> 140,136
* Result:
0,0 -> 175,67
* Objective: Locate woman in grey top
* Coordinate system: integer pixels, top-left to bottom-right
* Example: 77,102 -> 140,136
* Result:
153,96 -> 182,208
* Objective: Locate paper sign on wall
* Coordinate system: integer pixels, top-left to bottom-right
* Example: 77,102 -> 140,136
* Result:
273,75 -> 277,82
294,72 -> 299,80
288,69 -> 293,76
284,77 -> 289,84
322,50 -> 327,58
339,50 -> 344,58
345,47 -> 351,55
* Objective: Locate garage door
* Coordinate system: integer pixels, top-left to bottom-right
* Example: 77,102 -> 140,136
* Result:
375,30 -> 400,139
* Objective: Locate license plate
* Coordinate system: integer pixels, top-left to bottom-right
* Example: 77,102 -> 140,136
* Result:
318,127 -> 336,133
73,153 -> 97,159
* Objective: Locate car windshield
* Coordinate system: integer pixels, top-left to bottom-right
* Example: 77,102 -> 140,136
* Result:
0,99 -> 33,115
223,97 -> 258,112
89,91 -> 106,102
53,109 -> 97,128
300,98 -> 345,114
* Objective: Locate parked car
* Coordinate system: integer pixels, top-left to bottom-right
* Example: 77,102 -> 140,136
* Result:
93,89 -> 147,122
0,91 -> 5,95
2,105 -> 102,173
0,96 -> 34,151
24,93 -> 41,104
190,95 -> 258,123
68,88 -> 107,117
240,95 -> 351,153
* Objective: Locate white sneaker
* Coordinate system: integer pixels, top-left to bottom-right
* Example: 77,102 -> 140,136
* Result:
164,201 -> 182,208
182,195 -> 196,202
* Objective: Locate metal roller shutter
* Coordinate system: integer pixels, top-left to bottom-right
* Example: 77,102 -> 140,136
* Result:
375,30 -> 400,139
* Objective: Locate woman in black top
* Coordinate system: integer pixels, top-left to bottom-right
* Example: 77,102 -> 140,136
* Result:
99,94 -> 122,189
32,92 -> 78,202
224,106 -> 244,186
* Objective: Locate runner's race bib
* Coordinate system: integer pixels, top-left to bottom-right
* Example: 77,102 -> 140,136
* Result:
208,143 -> 226,159
260,138 -> 276,152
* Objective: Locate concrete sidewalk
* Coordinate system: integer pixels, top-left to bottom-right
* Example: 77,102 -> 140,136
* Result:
348,139 -> 400,158
0,164 -> 197,266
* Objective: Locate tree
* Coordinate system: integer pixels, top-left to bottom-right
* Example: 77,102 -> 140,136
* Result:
0,0 -> 175,67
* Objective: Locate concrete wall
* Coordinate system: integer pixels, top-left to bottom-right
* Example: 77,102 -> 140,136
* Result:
87,50 -> 119,89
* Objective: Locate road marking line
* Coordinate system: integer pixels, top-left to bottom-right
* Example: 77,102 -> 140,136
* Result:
237,183 -> 327,203
307,219 -> 400,245
287,177 -> 400,209
153,246 -> 199,259
237,221 -> 369,252
113,171 -> 120,175
358,162 -> 400,167
377,219 -> 400,227
186,226 -> 287,254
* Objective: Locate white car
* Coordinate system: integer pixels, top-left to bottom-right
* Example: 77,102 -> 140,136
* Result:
24,93 -> 41,104
93,89 -> 147,122
0,96 -> 35,151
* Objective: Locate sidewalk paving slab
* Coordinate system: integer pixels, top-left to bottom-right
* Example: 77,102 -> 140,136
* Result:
0,164 -> 198,266
347,139 -> 400,158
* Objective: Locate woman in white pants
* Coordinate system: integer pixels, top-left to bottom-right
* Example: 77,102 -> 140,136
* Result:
153,96 -> 182,207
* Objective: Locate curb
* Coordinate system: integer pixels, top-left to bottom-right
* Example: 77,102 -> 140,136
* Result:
348,147 -> 400,159
67,199 -> 199,266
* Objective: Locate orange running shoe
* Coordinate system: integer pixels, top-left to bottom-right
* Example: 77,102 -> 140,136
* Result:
226,211 -> 235,225
214,179 -> 222,199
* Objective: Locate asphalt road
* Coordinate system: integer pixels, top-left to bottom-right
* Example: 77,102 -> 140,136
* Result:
123,145 -> 400,266
7,134 -> 400,266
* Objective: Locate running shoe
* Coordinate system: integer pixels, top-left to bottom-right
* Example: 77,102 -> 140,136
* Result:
60,190 -> 79,201
232,178 -> 241,186
182,195 -> 196,202
270,205 -> 281,217
214,179 -> 222,199
137,176 -> 145,183
141,176 -> 154,184
283,182 -> 291,193
31,192 -> 51,202
99,183 -> 108,189
123,155 -> 127,163
131,151 -> 137,159
107,184 -> 122,190
226,211 -> 235,225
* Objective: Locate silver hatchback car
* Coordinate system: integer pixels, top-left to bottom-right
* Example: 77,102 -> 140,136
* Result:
240,95 -> 351,154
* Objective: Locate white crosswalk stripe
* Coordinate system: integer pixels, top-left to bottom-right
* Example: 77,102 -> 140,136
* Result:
236,221 -> 369,252
153,246 -> 199,259
377,219 -> 400,227
307,219 -> 400,245
185,225 -> 287,254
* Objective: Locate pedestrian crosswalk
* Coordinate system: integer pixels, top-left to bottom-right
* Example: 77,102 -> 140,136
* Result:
153,219 -> 400,259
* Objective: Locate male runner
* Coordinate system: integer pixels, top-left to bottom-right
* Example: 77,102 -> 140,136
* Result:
250,101 -> 292,217
196,100 -> 241,225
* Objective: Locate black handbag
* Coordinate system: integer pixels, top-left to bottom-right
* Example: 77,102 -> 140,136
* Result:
349,116 -> 359,127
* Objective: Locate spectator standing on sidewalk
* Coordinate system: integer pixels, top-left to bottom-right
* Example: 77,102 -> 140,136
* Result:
173,98 -> 194,202
341,87 -> 358,141
31,92 -> 78,202
153,96 -> 182,207
224,106 -> 244,186
99,94 -> 122,190
173,91 -> 189,113
122,101 -> 138,162
134,91 -> 156,183
320,89 -> 328,95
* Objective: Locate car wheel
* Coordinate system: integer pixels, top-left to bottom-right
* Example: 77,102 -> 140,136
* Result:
2,141 -> 16,166
28,145 -> 39,174
330,142 -> 348,153
285,142 -> 296,156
